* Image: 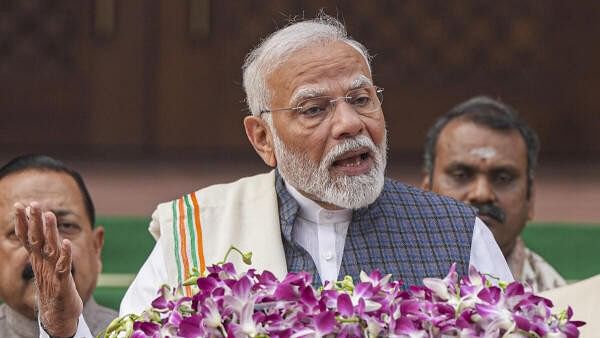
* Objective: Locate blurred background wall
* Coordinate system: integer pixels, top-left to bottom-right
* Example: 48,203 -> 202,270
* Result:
0,0 -> 598,219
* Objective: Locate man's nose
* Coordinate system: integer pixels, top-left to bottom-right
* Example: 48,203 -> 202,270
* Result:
330,100 -> 364,139
466,176 -> 497,204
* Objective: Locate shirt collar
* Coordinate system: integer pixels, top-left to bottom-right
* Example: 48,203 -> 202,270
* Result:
284,181 -> 352,224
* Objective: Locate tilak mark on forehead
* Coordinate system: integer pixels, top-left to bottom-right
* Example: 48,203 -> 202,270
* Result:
470,147 -> 498,160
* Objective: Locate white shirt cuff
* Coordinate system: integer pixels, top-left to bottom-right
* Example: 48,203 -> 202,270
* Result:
38,314 -> 93,338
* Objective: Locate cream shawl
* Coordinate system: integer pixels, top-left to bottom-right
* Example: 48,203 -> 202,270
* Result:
147,170 -> 287,293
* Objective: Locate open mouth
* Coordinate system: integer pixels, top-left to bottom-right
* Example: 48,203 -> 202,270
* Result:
331,148 -> 373,175
333,151 -> 370,166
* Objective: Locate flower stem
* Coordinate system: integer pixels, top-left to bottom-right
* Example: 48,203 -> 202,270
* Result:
216,245 -> 253,265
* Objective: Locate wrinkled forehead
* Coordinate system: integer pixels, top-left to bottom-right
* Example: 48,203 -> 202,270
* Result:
0,171 -> 86,215
268,41 -> 373,103
291,75 -> 373,102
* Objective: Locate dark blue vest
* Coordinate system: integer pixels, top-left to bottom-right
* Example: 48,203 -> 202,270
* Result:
277,171 -> 475,288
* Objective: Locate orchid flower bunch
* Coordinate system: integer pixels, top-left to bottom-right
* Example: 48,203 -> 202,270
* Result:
102,251 -> 584,338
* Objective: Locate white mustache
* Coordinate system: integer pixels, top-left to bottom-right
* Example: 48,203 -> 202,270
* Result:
321,135 -> 378,168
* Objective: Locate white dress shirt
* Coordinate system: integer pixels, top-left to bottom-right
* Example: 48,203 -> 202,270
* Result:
41,184 -> 513,338
287,183 -> 353,283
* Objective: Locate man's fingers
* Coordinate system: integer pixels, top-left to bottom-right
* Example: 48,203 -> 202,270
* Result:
42,211 -> 61,262
27,202 -> 46,252
56,239 -> 72,276
13,202 -> 30,250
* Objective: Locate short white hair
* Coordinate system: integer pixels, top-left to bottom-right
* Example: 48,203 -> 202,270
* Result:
242,14 -> 373,116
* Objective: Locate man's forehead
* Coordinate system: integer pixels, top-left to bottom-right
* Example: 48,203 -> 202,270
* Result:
268,41 -> 371,101
0,171 -> 84,211
441,121 -> 524,149
441,140 -> 524,162
437,121 -> 527,163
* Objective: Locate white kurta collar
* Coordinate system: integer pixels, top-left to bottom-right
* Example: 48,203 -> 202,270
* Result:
284,182 -> 352,224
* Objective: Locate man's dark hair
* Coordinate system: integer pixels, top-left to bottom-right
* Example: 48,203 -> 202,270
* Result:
423,96 -> 540,198
0,155 -> 95,226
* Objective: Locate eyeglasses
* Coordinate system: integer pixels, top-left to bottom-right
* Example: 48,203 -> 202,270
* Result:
260,85 -> 384,128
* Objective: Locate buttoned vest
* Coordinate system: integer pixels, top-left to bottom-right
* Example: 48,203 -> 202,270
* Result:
276,172 -> 475,287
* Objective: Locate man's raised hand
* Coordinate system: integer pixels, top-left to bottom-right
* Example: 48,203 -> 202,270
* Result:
14,201 -> 82,337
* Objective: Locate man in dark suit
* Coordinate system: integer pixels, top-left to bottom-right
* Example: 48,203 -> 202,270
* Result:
0,155 -> 116,337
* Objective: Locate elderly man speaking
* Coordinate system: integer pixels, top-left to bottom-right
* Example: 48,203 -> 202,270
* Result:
17,16 -> 511,337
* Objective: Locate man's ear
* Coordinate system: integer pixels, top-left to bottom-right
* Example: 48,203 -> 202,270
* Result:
92,226 -> 105,256
244,115 -> 277,167
527,182 -> 536,221
421,173 -> 431,190
92,225 -> 105,272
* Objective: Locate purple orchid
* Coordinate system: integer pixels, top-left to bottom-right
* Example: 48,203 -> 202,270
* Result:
101,259 -> 584,338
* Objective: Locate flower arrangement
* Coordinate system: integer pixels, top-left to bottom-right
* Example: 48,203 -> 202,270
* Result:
102,248 -> 584,338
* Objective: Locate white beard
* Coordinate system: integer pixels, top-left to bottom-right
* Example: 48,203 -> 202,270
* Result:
271,128 -> 387,209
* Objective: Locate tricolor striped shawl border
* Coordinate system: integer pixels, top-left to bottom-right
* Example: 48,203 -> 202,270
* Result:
170,192 -> 206,296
